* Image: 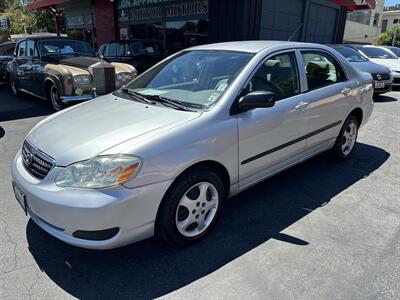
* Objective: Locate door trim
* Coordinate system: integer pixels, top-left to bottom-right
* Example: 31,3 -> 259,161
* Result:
241,120 -> 342,165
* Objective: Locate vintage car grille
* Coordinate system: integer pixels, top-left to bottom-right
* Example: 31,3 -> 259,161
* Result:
22,141 -> 55,180
372,73 -> 391,80
89,62 -> 116,95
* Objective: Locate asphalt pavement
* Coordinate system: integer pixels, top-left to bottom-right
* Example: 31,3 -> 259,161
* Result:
0,83 -> 399,299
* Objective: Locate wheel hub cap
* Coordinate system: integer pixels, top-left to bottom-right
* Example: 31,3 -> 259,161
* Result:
341,122 -> 357,155
175,182 -> 219,238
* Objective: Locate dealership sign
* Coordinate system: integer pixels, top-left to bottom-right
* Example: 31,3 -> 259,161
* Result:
118,0 -> 175,9
0,17 -> 10,30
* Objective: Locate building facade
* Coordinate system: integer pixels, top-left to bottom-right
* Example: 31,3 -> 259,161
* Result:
343,0 -> 384,44
28,0 -> 375,50
381,9 -> 400,34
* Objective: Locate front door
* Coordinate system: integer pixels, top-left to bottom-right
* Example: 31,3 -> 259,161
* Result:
14,41 -> 29,91
237,51 -> 309,188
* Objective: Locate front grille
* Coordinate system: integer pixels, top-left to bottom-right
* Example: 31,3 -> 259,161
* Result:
22,141 -> 55,180
89,62 -> 116,95
372,73 -> 391,80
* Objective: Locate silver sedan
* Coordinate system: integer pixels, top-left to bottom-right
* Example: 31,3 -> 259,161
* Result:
11,41 -> 374,249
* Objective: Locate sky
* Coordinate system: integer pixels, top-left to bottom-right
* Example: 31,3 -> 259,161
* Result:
385,0 -> 400,6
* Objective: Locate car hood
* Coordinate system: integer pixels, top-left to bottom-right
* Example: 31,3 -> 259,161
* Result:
368,58 -> 400,72
26,96 -> 202,166
350,61 -> 390,74
42,56 -> 103,69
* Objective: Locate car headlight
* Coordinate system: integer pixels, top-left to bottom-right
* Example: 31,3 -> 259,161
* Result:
74,75 -> 91,87
55,155 -> 142,189
116,72 -> 134,83
389,70 -> 394,78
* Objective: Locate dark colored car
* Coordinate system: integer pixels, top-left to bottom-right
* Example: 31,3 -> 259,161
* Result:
0,41 -> 16,82
7,37 -> 136,111
329,44 -> 392,94
384,46 -> 400,57
98,40 -> 166,74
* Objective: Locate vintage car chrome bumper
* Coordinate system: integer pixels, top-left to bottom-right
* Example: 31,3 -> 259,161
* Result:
61,95 -> 94,103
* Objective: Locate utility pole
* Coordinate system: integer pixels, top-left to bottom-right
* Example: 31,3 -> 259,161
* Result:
392,27 -> 399,46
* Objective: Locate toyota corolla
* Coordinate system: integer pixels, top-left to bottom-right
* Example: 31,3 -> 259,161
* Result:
11,41 -> 374,249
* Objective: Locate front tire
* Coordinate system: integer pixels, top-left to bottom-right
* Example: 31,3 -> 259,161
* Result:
47,83 -> 63,111
156,167 -> 225,247
330,115 -> 359,160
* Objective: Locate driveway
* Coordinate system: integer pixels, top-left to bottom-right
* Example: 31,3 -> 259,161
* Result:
0,84 -> 399,299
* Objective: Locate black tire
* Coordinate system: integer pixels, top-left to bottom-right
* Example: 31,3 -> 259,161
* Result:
47,83 -> 63,111
330,115 -> 359,160
156,167 -> 226,247
9,75 -> 20,96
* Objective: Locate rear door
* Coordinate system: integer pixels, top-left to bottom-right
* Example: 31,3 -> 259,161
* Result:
299,50 -> 353,150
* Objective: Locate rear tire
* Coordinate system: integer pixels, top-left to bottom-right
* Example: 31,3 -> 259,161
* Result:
330,115 -> 359,160
156,167 -> 226,247
47,83 -> 63,111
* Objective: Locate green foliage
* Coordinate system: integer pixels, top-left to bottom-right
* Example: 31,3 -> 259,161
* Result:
375,25 -> 400,47
0,0 -> 55,35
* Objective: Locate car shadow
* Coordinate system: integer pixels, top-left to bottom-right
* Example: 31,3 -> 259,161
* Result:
0,126 -> 4,139
26,143 -> 389,299
373,94 -> 398,103
0,83 -> 53,122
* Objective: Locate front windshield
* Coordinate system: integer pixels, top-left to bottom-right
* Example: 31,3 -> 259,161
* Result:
125,50 -> 253,109
360,47 -> 398,59
334,46 -> 368,62
38,39 -> 94,56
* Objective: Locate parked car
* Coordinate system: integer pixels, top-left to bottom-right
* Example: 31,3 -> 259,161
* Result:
11,41 -> 374,249
383,46 -> 400,57
346,44 -> 400,87
0,41 -> 16,82
7,37 -> 137,111
328,44 -> 392,94
98,40 -> 166,74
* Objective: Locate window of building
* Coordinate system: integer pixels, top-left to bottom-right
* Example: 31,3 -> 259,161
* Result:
373,13 -> 380,27
394,19 -> 399,24
245,52 -> 299,100
347,11 -> 371,25
301,51 -> 346,90
382,19 -> 388,32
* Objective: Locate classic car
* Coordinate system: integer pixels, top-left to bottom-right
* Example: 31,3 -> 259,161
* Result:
98,40 -> 166,74
0,41 -> 16,82
328,44 -> 392,94
7,37 -> 137,110
11,41 -> 374,249
346,44 -> 400,87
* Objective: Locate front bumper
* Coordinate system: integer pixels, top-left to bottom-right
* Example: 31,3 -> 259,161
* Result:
11,150 -> 173,249
373,79 -> 392,94
392,75 -> 400,86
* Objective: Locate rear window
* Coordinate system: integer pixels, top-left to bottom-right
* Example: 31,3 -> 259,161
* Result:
0,43 -> 15,56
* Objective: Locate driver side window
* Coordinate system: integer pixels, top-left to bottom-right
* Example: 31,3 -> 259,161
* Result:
245,52 -> 299,100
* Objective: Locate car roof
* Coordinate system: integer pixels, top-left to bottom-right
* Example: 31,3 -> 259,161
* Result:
18,36 -> 84,42
0,41 -> 16,46
187,40 -> 326,53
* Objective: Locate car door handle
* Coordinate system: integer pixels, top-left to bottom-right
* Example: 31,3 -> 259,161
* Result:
294,101 -> 309,111
341,87 -> 351,95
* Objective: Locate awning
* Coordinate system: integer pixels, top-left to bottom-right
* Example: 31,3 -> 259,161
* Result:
27,0 -> 70,10
329,0 -> 376,11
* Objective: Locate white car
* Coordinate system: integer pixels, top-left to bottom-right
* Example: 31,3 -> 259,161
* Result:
349,45 -> 400,87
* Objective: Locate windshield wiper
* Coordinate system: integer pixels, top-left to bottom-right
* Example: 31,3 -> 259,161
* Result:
121,88 -> 153,104
141,94 -> 196,112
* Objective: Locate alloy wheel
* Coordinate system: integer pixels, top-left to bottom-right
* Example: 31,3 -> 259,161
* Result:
341,122 -> 357,156
175,182 -> 219,238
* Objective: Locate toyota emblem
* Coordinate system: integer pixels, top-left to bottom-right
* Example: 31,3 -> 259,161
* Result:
24,150 -> 33,166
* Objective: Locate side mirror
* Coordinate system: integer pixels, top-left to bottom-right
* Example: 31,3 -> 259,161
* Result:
238,91 -> 276,110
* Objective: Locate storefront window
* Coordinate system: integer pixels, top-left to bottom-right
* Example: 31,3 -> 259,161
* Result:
165,19 -> 208,53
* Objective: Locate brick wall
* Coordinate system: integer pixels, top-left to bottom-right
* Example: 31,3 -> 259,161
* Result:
93,0 -> 116,49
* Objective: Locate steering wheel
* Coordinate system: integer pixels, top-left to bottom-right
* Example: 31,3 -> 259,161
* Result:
249,75 -> 285,95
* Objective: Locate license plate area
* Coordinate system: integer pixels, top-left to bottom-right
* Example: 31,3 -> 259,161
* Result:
374,81 -> 385,89
12,182 -> 27,215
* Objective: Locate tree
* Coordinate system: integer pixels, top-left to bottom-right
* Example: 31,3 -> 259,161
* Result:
375,25 -> 400,47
